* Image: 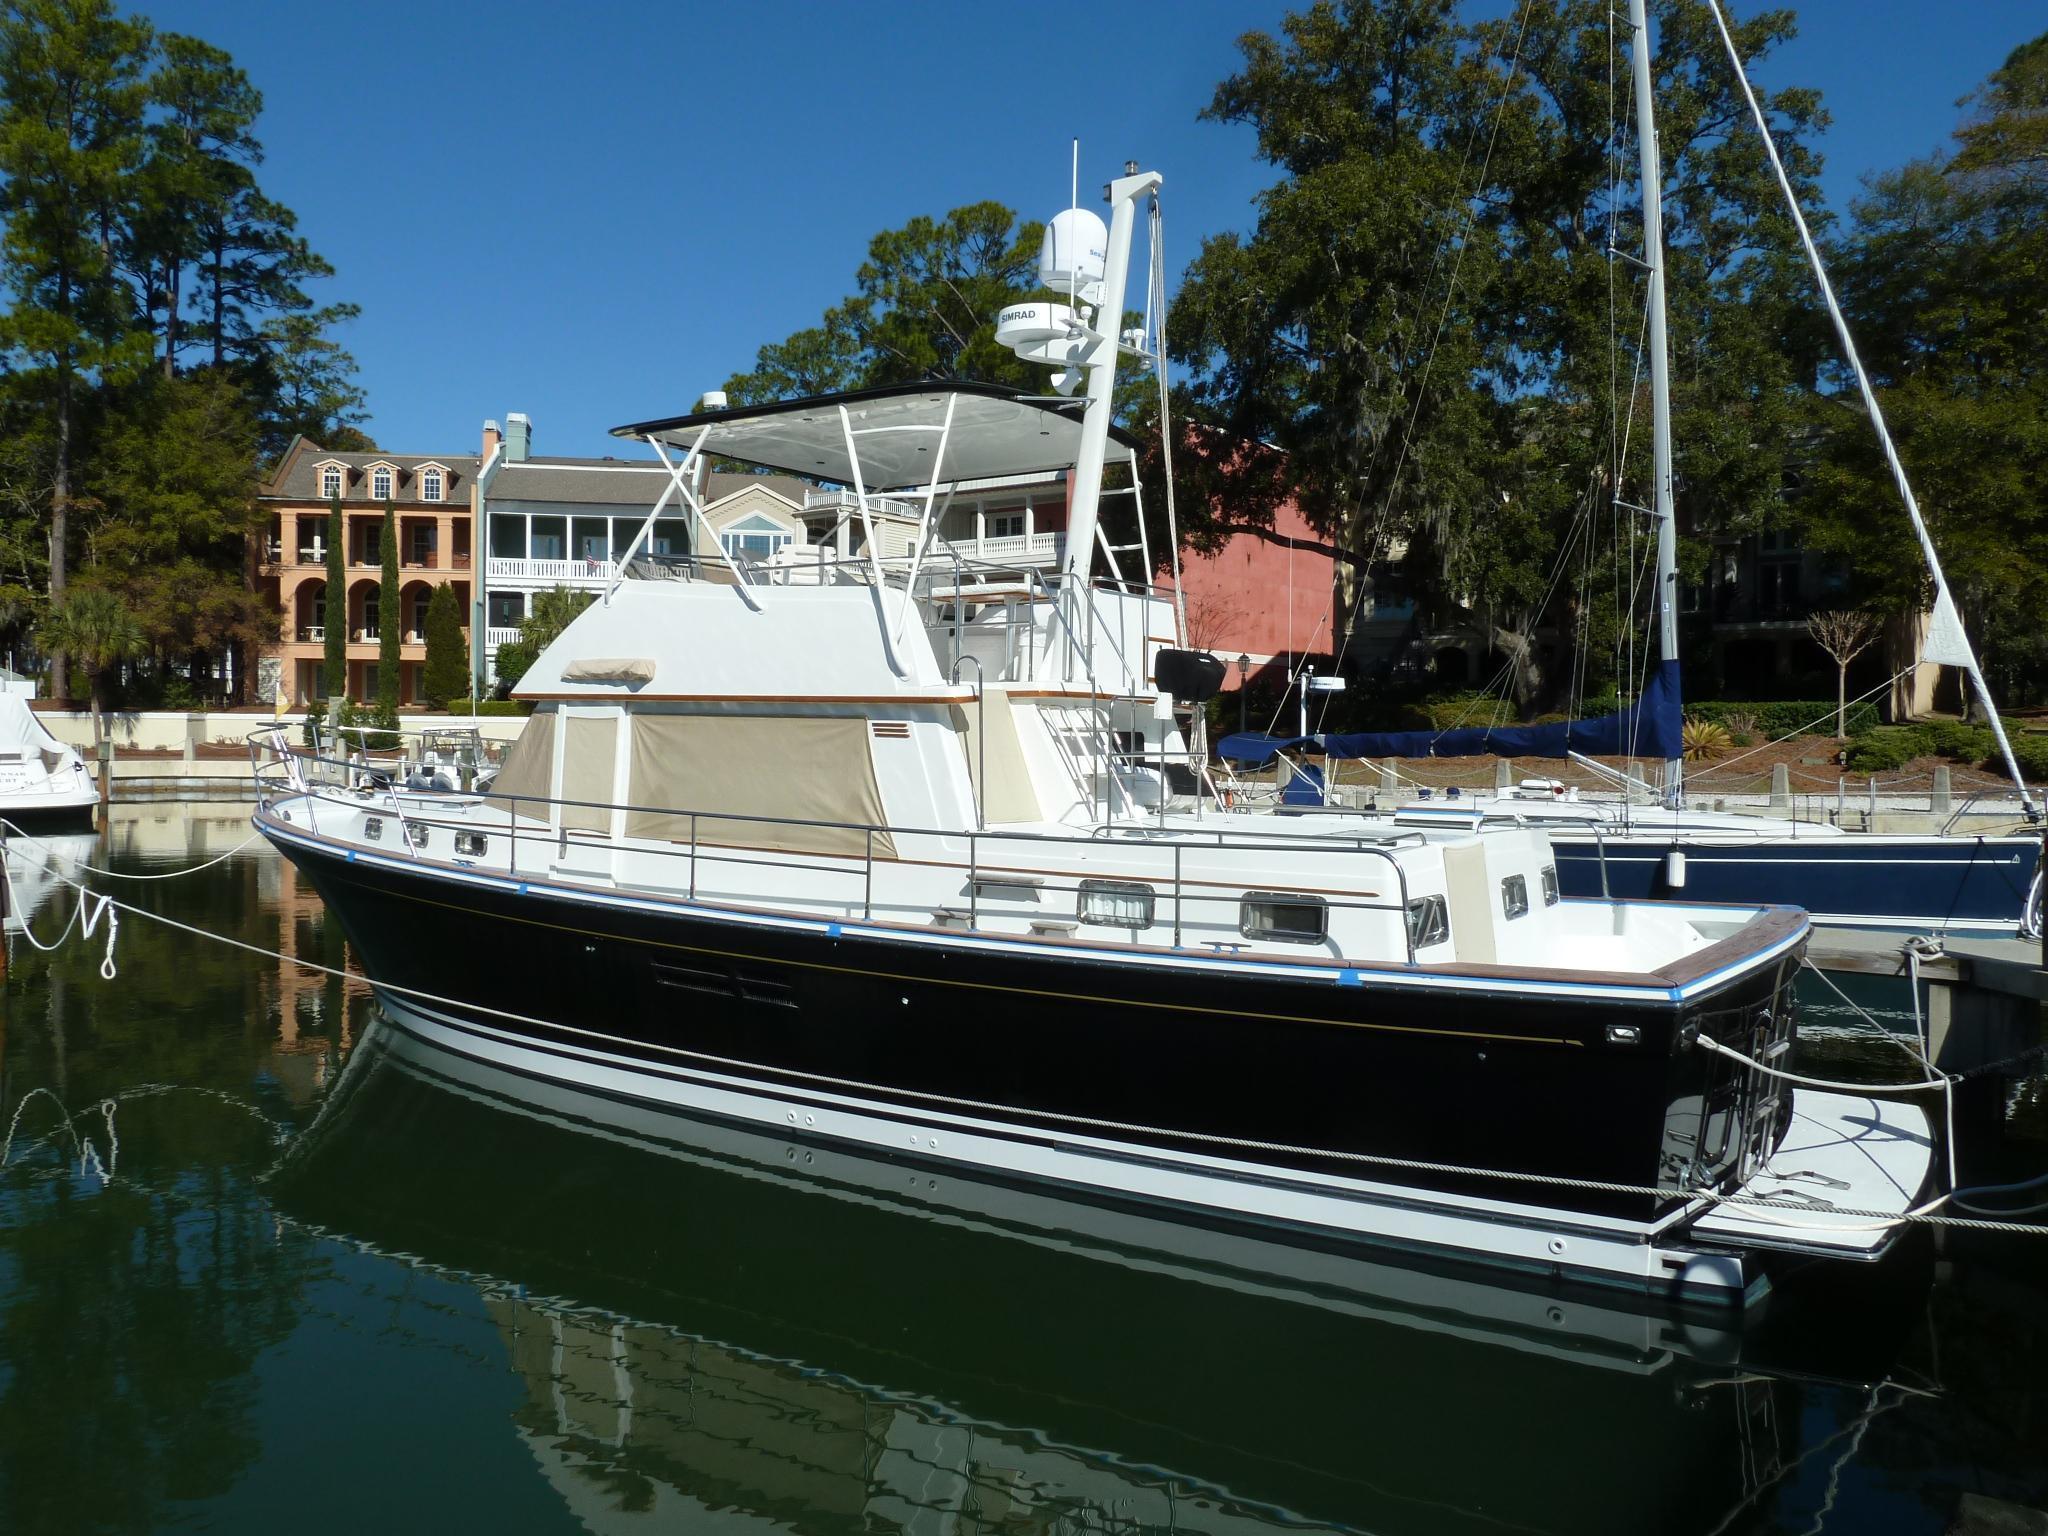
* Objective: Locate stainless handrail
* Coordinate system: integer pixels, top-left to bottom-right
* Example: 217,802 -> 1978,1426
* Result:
252,732 -> 1428,948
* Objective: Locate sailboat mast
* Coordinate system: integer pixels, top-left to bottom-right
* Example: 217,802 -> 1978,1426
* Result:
1627,0 -> 1682,797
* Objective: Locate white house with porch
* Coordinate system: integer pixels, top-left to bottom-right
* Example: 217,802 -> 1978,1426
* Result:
476,413 -> 1093,685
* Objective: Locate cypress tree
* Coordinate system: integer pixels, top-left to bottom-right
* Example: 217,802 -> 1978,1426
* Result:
377,496 -> 400,722
421,584 -> 465,709
323,494 -> 345,700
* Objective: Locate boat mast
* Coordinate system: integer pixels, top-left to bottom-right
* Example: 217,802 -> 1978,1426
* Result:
1627,0 -> 1682,800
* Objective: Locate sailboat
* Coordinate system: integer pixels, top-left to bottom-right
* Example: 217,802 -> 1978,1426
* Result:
1216,2 -> 2043,939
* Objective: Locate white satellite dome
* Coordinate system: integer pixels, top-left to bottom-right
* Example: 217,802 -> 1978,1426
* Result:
994,301 -> 1077,352
1039,208 -> 1107,301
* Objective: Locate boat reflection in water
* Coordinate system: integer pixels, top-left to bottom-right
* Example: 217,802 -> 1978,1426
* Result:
271,1015 -> 1936,1536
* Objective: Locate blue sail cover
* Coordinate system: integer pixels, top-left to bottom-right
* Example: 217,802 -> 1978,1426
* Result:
1218,659 -> 1684,764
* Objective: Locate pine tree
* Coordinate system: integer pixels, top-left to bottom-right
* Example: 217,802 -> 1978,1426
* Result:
421,583 -> 465,709
323,492 -> 346,700
377,496 -> 399,720
0,0 -> 156,697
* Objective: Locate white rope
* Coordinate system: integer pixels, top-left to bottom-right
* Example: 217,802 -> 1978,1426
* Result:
0,822 -> 264,881
1,843 -> 119,978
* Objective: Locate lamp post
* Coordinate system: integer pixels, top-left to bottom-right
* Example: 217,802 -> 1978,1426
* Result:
1237,653 -> 1251,737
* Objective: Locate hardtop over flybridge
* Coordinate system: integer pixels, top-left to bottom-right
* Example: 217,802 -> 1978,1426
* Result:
252,98 -> 1937,1305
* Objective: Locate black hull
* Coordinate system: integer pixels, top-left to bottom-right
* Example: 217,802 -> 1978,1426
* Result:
270,819 -> 1800,1225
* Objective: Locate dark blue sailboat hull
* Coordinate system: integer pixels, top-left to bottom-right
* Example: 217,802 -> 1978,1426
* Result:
1548,832 -> 2039,934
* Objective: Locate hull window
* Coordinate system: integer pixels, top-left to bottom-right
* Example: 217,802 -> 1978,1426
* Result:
1502,875 -> 1530,920
1541,864 -> 1560,905
1241,893 -> 1327,944
1405,895 -> 1450,949
1078,879 -> 1154,930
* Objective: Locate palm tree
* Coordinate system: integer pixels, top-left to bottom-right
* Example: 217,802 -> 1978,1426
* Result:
38,589 -> 144,749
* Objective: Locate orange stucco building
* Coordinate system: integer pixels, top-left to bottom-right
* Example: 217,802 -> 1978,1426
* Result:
257,441 -> 478,706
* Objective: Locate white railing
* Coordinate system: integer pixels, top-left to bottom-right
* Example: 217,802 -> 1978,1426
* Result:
804,487 -> 922,521
974,532 -> 1062,563
487,557 -> 619,583
486,627 -> 522,648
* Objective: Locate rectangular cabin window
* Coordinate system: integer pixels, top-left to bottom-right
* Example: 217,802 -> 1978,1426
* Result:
454,831 -> 487,858
1405,895 -> 1450,949
1079,879 -> 1154,931
1501,874 -> 1530,920
1241,892 -> 1327,944
1541,865 -> 1560,906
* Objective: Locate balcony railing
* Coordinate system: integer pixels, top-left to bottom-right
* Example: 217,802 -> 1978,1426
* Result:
485,626 -> 522,648
805,487 -> 922,521
971,532 -> 1062,563
486,556 -> 619,583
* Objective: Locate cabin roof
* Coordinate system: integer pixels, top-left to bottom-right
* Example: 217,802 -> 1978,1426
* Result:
610,381 -> 1142,491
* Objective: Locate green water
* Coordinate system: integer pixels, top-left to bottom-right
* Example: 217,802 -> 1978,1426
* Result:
1,812 -> 2045,1535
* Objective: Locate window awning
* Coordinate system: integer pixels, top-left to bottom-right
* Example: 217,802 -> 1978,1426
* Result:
611,381 -> 1141,492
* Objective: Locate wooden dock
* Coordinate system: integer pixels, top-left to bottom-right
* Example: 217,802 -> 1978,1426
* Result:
1807,928 -> 2045,1073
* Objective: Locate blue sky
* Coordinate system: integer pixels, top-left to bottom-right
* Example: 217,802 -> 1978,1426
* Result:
155,0 -> 2044,459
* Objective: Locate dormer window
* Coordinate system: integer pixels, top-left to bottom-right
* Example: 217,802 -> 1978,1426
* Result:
319,463 -> 343,500
371,466 -> 393,501
420,467 -> 443,503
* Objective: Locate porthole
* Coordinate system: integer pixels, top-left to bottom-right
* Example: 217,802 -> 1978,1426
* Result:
1501,874 -> 1530,920
1079,879 -> 1154,930
1241,892 -> 1327,944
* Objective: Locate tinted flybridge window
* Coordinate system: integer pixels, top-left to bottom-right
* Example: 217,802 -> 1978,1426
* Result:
1541,865 -> 1560,906
1079,879 -> 1154,930
1501,875 -> 1530,920
1405,895 -> 1450,949
1241,892 -> 1327,944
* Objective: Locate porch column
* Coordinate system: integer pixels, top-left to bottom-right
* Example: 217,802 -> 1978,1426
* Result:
279,510 -> 297,563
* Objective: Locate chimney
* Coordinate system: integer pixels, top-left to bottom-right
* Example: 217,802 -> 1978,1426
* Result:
504,412 -> 532,463
481,418 -> 501,461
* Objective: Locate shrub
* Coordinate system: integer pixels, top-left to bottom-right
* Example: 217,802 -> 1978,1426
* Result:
1843,726 -> 1928,773
2007,733 -> 2048,784
1687,698 -> 1879,739
1682,717 -> 1732,760
473,698 -> 532,717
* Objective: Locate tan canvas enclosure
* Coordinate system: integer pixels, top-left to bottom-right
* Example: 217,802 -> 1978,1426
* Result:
559,715 -> 619,831
487,710 -> 556,808
625,714 -> 896,858
949,690 -> 1042,824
